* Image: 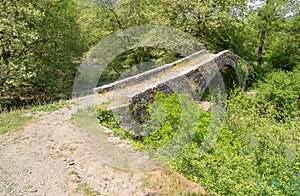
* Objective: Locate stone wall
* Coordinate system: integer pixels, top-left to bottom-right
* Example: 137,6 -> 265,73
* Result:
127,50 -> 249,105
94,50 -> 250,110
98,50 -> 250,134
93,50 -> 208,94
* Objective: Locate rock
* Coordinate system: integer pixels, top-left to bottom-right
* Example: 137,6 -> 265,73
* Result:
28,188 -> 37,192
68,159 -> 75,166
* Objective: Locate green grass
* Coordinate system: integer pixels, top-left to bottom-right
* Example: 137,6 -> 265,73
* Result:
0,109 -> 33,135
30,99 -> 69,113
0,99 -> 70,135
23,184 -> 33,189
75,182 -> 100,196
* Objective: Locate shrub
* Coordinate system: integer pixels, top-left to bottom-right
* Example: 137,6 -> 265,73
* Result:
96,69 -> 299,195
173,89 -> 299,195
255,69 -> 300,122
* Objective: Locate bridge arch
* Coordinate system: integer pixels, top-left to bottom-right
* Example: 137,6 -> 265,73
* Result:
213,50 -> 249,90
76,49 -> 250,171
182,50 -> 250,101
93,50 -> 250,102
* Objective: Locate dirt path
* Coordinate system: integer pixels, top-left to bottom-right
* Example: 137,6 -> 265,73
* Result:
0,105 -> 149,195
0,105 -> 205,195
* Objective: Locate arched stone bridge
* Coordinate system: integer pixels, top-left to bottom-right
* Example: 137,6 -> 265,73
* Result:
92,50 -> 250,110
72,50 -> 250,170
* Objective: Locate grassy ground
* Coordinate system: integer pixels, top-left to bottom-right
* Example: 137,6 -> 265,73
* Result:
0,100 -> 69,135
0,109 -> 33,135
143,166 -> 206,195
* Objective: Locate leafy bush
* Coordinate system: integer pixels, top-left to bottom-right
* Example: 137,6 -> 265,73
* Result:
97,108 -> 119,129
140,92 -> 181,149
96,69 -> 299,195
96,107 -> 136,139
173,89 -> 299,195
264,34 -> 300,71
255,68 -> 300,122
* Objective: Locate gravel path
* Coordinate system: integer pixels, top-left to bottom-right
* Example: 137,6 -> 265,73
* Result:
0,104 -> 205,195
0,106 -> 148,195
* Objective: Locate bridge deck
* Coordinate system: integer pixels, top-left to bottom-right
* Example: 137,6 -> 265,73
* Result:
93,51 -> 216,109
74,50 -> 246,111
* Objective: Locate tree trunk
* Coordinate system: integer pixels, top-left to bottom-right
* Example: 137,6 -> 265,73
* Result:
133,51 -> 141,73
106,2 -> 141,73
257,29 -> 266,67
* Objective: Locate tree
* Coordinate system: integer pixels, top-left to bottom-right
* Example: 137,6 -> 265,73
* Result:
0,1 -> 41,99
166,0 -> 248,52
264,11 -> 300,70
247,0 -> 299,67
0,0 -> 86,109
78,0 -> 180,79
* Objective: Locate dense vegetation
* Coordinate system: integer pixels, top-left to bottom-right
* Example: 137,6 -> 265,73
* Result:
172,68 -> 299,195
1,0 -> 299,109
0,0 -> 87,109
1,0 -> 299,194
97,67 -> 299,194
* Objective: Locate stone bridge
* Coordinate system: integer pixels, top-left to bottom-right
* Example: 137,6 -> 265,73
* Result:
72,50 -> 250,170
92,50 -> 249,110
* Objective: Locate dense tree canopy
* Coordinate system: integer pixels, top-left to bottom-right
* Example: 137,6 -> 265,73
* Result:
1,0 -> 299,104
0,0 -> 86,108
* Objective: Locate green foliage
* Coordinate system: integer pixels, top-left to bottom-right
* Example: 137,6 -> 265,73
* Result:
235,61 -> 249,87
250,0 -> 299,70
96,92 -> 208,151
220,66 -> 239,92
0,0 -> 86,109
29,100 -> 69,113
96,108 -> 119,129
55,1 -> 300,194
0,99 -> 69,135
78,0 -> 299,86
96,107 -> 137,139
77,0 -> 181,86
173,88 -> 299,195
264,29 -> 300,71
96,68 -> 299,195
76,0 -> 114,46
167,0 -> 248,52
255,69 -> 300,122
138,92 -> 182,150
201,88 -> 211,101
2,0 -> 299,109
75,182 -> 100,196
98,47 -> 181,86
